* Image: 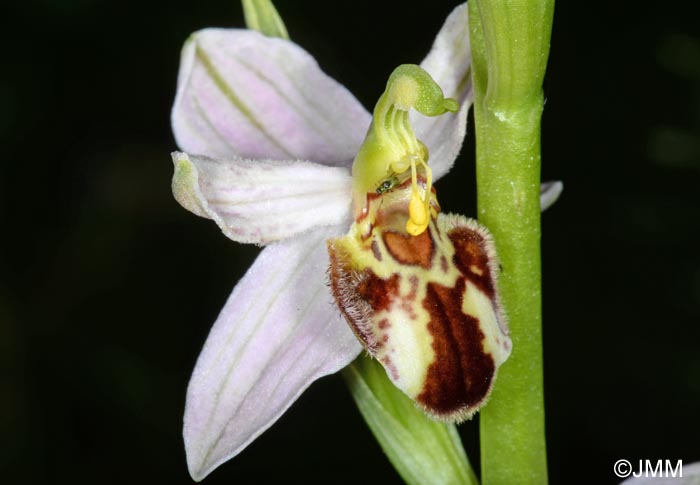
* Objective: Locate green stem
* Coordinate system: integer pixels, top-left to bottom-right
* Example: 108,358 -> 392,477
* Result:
468,1 -> 554,484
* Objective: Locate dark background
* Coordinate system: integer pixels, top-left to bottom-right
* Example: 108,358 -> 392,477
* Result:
3,1 -> 699,484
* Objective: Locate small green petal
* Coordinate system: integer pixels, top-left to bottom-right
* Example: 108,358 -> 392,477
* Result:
342,355 -> 477,485
241,0 -> 289,40
171,152 -> 208,218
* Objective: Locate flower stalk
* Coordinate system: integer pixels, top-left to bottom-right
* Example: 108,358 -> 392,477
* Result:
468,1 -> 554,484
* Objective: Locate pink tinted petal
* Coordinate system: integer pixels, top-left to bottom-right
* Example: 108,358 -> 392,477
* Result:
172,29 -> 370,166
172,152 -> 353,245
184,227 -> 363,481
415,3 -> 472,181
540,180 -> 563,211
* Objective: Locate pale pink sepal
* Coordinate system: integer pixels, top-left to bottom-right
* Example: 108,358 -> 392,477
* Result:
416,3 -> 472,182
540,180 -> 563,212
172,29 -> 370,166
183,227 -> 363,481
172,151 -> 353,245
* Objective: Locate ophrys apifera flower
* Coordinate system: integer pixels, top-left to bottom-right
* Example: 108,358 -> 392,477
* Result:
170,4 -> 534,480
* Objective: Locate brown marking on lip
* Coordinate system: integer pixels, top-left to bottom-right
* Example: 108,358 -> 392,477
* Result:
407,275 -> 419,300
417,278 -> 495,418
327,240 -> 400,354
356,191 -> 382,224
448,227 -> 495,298
440,255 -> 449,274
381,355 -> 400,381
376,332 -> 390,350
357,271 -> 400,313
383,230 -> 434,269
378,318 -> 390,330
399,301 -> 418,320
371,240 -> 383,261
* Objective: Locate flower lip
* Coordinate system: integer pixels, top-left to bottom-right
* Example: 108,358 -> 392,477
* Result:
328,199 -> 511,422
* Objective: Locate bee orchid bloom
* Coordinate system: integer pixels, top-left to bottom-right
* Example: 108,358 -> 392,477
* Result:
172,4 -> 478,480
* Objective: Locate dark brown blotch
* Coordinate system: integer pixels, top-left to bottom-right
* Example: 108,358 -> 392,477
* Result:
327,240 -> 403,354
357,272 -> 400,313
440,255 -> 449,273
448,227 -> 495,298
417,278 -> 495,418
383,230 -> 434,269
371,240 -> 383,261
407,275 -> 419,300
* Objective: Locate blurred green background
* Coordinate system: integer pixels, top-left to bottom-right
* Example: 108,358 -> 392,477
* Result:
2,1 -> 698,484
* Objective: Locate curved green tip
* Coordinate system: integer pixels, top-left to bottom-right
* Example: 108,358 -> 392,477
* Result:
386,64 -> 459,116
351,64 -> 459,206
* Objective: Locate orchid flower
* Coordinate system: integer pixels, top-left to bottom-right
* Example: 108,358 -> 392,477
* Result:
170,3 -> 560,480
171,5 -> 471,480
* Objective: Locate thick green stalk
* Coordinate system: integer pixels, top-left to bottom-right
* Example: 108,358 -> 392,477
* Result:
468,1 -> 554,484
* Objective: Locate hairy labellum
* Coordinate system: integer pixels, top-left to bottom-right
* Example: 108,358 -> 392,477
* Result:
328,176 -> 511,421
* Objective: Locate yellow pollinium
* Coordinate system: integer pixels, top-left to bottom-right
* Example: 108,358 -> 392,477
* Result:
351,64 -> 458,236
408,191 -> 428,235
406,152 -> 433,235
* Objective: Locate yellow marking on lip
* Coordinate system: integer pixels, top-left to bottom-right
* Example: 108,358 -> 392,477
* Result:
461,281 -> 510,367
